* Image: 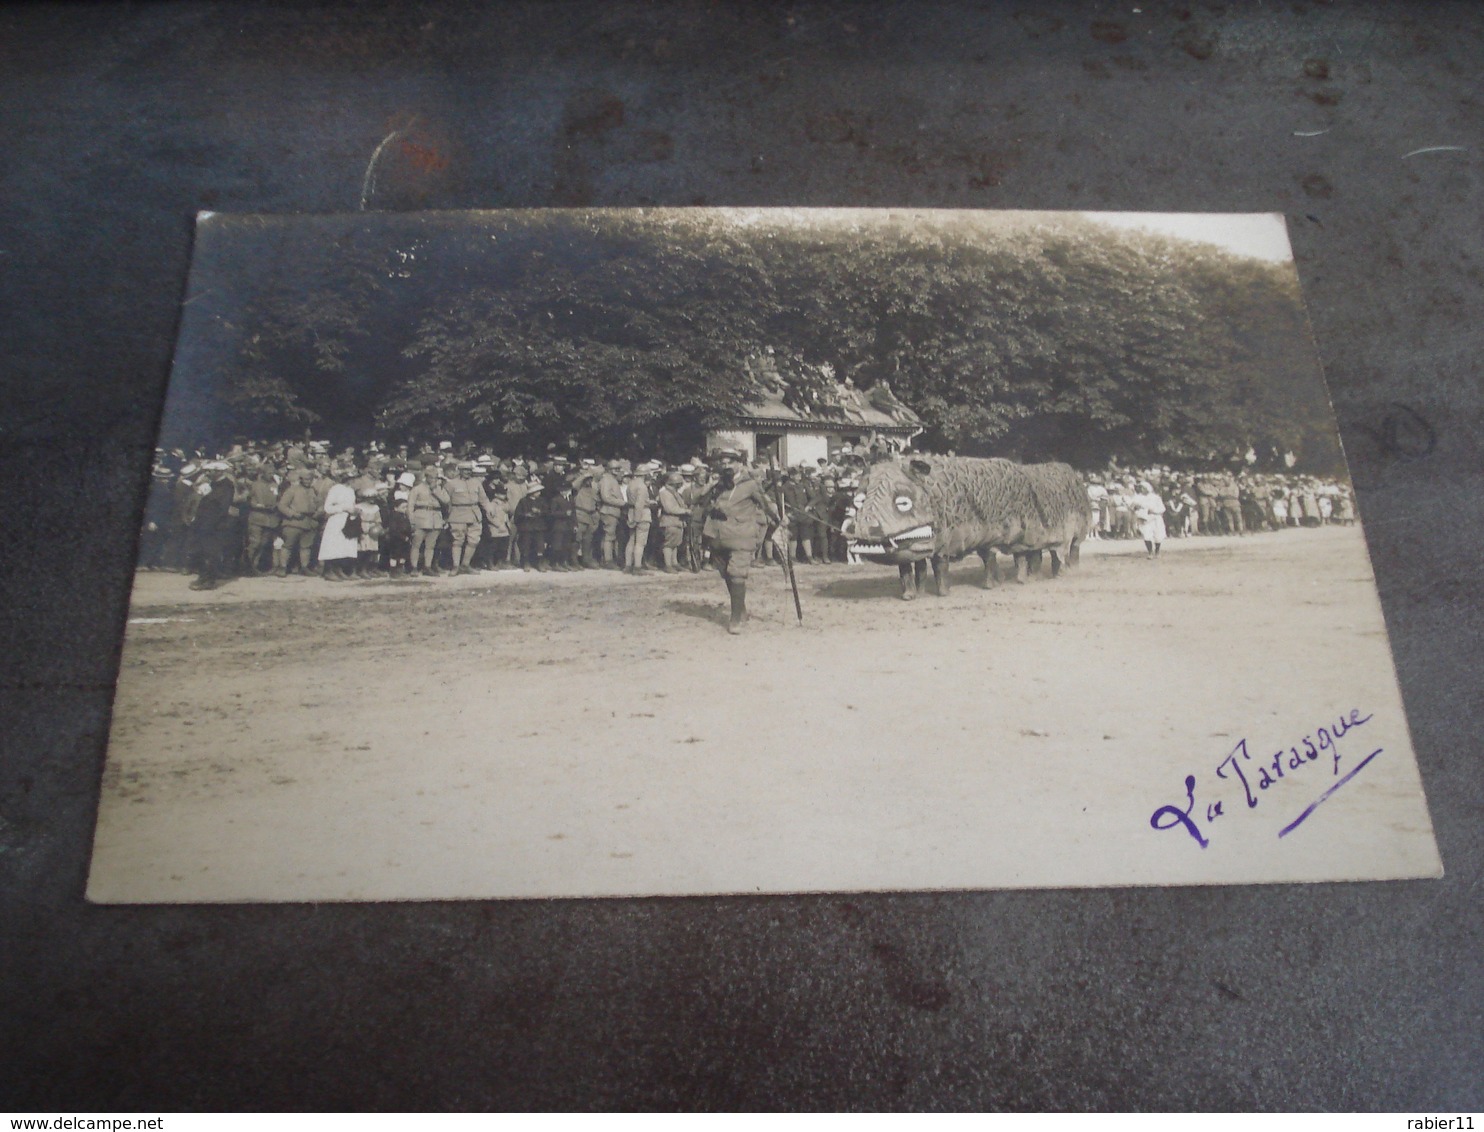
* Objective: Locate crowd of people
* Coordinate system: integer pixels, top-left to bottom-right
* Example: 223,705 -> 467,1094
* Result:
139,438 -> 871,591
138,439 -> 1358,592
1085,466 -> 1356,558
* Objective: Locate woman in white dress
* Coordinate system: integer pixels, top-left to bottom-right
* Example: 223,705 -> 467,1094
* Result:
1132,480 -> 1167,559
318,471 -> 360,581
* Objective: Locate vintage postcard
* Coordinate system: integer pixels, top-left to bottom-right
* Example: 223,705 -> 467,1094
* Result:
88,208 -> 1441,902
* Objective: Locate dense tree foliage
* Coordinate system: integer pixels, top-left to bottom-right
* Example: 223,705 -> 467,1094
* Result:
163,210 -> 1341,471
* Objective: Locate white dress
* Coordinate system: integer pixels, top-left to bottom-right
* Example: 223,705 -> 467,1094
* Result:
318,482 -> 360,561
1133,492 -> 1167,543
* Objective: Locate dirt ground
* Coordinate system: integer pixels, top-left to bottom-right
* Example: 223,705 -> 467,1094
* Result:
88,526 -> 1441,902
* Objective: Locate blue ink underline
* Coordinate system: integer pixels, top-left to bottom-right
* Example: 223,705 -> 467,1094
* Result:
1277,747 -> 1384,838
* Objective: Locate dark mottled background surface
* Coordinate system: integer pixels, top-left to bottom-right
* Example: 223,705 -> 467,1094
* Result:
1,1 -> 1480,1111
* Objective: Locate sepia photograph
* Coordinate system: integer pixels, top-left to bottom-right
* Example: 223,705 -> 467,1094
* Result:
88,207 -> 1441,902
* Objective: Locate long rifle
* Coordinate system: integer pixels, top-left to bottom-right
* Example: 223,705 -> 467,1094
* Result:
775,483 -> 804,627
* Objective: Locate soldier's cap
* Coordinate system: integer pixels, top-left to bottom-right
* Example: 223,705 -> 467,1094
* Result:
581,458 -> 598,466
438,440 -> 453,450
666,471 -> 684,485
457,460 -> 475,471
679,464 -> 695,475
397,472 -> 416,487
525,481 -> 544,492
710,448 -> 744,462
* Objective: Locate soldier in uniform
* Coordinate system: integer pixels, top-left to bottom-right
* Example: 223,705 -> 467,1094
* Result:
571,461 -> 600,568
1217,471 -> 1244,536
807,469 -> 835,563
684,464 -> 710,572
782,466 -> 814,564
275,467 -> 321,576
1195,474 -> 1218,536
596,459 -> 626,568
406,466 -> 447,576
702,449 -> 783,634
624,461 -> 653,574
243,464 -> 281,575
656,470 -> 689,573
444,460 -> 490,575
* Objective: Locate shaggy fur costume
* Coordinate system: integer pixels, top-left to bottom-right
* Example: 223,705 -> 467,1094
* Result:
851,455 -> 1090,572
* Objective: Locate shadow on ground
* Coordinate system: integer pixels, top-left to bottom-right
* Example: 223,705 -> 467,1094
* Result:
664,599 -> 728,626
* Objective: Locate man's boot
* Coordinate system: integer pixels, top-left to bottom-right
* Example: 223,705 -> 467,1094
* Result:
727,579 -> 747,634
272,548 -> 287,578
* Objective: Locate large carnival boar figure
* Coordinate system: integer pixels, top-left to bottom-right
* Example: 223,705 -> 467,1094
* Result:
844,456 -> 1091,599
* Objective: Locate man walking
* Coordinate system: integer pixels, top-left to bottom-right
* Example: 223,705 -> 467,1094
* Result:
702,449 -> 783,634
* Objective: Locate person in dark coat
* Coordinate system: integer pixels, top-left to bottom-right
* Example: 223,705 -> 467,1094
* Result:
165,466 -> 202,572
139,467 -> 175,570
807,472 -> 835,564
513,481 -> 548,571
189,467 -> 237,591
783,468 -> 813,563
545,478 -> 576,570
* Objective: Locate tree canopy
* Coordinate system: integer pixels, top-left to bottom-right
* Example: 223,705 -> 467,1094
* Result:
163,209 -> 1341,471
